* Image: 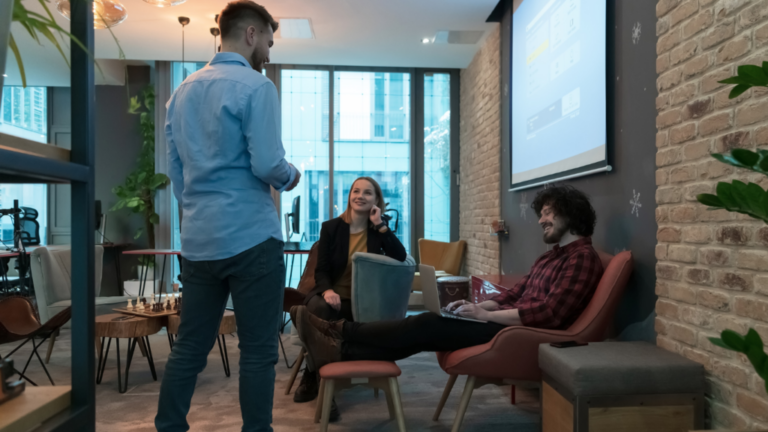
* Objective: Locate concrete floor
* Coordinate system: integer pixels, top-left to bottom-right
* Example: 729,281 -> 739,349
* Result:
5,326 -> 541,431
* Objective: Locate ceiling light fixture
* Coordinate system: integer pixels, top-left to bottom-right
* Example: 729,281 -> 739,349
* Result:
142,0 -> 186,8
276,18 -> 314,39
56,0 -> 127,29
178,16 -> 190,78
422,38 -> 430,44
210,27 -> 220,54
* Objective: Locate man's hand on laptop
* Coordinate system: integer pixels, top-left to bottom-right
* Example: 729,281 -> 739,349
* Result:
444,300 -> 471,312
452,303 -> 488,321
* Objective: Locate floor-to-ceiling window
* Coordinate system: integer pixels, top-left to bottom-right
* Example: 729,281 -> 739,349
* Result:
0,86 -> 48,246
423,73 -> 451,242
333,71 -> 411,250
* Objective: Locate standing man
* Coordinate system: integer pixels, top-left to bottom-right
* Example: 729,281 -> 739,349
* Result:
156,2 -> 300,431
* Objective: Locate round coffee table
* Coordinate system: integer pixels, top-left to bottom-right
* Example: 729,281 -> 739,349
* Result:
167,310 -> 236,377
95,314 -> 163,393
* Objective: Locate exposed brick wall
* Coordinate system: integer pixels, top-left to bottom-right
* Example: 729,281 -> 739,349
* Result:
655,0 -> 768,428
459,25 -> 501,276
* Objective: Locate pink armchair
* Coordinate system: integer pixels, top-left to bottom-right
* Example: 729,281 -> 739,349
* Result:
432,250 -> 633,432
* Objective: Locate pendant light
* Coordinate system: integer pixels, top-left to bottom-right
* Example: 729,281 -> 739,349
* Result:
210,28 -> 221,55
178,16 -> 190,79
56,0 -> 127,29
143,0 -> 186,7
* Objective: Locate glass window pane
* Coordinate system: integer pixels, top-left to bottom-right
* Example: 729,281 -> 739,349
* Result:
0,86 -> 48,247
423,73 -> 451,243
333,72 -> 411,252
280,70 -> 331,286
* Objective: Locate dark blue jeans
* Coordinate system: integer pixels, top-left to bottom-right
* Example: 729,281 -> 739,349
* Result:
155,238 -> 285,432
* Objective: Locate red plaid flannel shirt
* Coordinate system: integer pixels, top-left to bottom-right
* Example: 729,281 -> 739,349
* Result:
490,237 -> 603,329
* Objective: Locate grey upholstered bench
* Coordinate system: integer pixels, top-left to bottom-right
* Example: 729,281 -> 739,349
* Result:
539,341 -> 705,432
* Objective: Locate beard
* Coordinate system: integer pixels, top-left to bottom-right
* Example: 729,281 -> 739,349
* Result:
250,49 -> 264,70
542,223 -> 568,244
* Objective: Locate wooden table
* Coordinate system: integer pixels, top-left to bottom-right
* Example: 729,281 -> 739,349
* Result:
0,386 -> 70,432
166,310 -> 236,377
95,313 -> 163,393
122,249 -> 180,297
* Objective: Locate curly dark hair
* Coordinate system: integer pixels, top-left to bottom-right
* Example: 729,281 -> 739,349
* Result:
531,185 -> 597,237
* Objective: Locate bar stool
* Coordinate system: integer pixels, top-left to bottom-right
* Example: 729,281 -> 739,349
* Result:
314,360 -> 406,432
166,310 -> 236,377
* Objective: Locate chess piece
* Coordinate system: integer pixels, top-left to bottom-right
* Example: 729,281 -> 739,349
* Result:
126,298 -> 133,311
137,300 -> 144,312
165,296 -> 172,310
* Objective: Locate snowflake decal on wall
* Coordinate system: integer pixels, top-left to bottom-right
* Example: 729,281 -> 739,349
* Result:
632,22 -> 641,45
630,189 -> 642,217
520,193 -> 528,220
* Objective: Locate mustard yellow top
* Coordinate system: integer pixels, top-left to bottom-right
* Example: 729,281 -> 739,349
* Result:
332,230 -> 368,299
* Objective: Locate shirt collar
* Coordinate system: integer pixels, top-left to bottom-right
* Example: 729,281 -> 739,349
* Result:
552,237 -> 592,255
209,52 -> 251,68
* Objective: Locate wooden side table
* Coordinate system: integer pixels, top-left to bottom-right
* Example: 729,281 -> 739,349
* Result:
95,314 -> 163,393
167,310 -> 236,377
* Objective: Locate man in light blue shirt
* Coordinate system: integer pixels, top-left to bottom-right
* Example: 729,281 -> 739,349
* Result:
155,2 -> 298,431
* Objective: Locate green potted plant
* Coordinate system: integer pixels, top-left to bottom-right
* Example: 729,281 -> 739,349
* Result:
1,0 -> 121,89
696,61 -> 768,405
111,86 -> 169,275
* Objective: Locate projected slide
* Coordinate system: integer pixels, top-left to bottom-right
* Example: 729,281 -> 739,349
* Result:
511,0 -> 606,187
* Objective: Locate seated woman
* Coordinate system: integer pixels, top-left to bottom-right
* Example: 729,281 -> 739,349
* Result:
293,176 -> 407,417
292,186 -> 604,378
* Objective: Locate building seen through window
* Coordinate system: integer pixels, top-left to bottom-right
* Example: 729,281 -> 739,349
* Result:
0,86 -> 48,247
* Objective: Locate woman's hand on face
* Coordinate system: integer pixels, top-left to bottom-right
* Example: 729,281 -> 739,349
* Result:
369,205 -> 383,226
323,290 -> 342,311
444,300 -> 470,312
453,303 -> 488,321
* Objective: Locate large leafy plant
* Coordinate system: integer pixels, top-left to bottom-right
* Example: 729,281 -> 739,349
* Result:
111,86 -> 169,251
696,61 -> 768,394
9,0 -> 123,87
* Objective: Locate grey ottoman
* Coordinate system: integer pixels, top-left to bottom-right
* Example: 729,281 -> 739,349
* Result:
539,341 -> 705,432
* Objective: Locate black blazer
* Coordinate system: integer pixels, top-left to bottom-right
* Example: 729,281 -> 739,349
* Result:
304,217 -> 407,304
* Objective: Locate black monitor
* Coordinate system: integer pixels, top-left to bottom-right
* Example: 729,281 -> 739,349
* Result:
290,196 -> 300,235
95,200 -> 103,230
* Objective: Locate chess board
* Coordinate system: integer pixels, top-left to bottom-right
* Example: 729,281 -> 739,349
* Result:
112,307 -> 179,318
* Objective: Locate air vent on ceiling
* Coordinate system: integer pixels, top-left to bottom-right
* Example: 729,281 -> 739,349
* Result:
276,18 -> 315,39
433,30 -> 485,45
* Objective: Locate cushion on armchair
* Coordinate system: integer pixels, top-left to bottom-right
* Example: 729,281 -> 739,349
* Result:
350,252 -> 416,322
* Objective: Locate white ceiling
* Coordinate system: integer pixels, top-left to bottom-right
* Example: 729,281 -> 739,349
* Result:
4,0 -> 498,86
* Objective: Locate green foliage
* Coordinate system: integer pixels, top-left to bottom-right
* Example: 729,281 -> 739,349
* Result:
709,329 -> 768,394
717,62 -> 768,99
111,86 -> 169,248
9,0 -> 123,87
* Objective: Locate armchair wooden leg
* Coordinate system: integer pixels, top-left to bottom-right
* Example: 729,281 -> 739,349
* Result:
45,329 -> 59,364
285,348 -> 306,395
314,378 -> 325,424
433,374 -> 458,421
510,384 -> 516,405
383,379 -> 395,420
319,379 -> 335,432
450,375 -> 476,432
388,377 -> 407,432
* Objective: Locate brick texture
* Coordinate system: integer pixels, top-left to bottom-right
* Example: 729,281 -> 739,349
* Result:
656,1 -> 768,428
459,26 -> 501,276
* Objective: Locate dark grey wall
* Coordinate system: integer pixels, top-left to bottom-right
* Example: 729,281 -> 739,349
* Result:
48,66 -> 152,295
498,0 -> 658,340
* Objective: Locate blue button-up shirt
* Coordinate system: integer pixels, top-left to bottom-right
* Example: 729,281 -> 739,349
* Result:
166,52 -> 297,261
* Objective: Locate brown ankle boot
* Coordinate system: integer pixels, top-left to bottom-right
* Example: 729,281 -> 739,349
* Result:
292,306 -> 341,370
306,312 -> 344,340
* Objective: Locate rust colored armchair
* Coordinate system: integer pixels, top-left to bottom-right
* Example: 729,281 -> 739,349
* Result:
0,296 -> 72,386
432,250 -> 633,432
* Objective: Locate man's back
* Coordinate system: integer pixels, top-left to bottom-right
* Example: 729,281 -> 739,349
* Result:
166,53 -> 295,261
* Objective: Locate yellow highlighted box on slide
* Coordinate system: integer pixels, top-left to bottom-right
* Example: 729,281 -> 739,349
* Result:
527,39 -> 549,65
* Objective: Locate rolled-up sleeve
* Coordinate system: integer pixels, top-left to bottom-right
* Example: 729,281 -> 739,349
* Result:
242,82 -> 297,192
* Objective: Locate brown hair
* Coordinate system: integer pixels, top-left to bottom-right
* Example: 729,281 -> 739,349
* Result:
340,177 -> 387,226
219,1 -> 278,40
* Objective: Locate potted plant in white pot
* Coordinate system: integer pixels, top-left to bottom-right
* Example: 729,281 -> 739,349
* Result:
694,61 -> 768,431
